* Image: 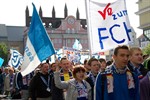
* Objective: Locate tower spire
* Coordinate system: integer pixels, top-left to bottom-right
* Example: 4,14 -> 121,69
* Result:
25,6 -> 29,27
52,6 -> 55,18
39,6 -> 43,17
64,3 -> 68,18
76,8 -> 80,20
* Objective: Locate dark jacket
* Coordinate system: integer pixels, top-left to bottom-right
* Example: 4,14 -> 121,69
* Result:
128,61 -> 148,79
28,72 -> 52,98
140,72 -> 150,100
13,72 -> 23,91
51,72 -> 65,100
85,72 -> 97,100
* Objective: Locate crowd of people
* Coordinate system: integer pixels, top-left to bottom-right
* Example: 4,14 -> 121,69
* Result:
0,45 -> 150,100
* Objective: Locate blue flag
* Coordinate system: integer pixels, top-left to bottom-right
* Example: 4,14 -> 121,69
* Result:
21,3 -> 55,76
0,57 -> 4,67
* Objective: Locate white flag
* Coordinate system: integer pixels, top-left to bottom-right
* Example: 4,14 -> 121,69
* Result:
73,39 -> 82,50
85,0 -> 133,54
8,49 -> 23,69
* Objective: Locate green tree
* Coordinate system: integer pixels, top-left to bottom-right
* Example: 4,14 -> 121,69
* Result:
142,43 -> 150,55
0,42 -> 8,66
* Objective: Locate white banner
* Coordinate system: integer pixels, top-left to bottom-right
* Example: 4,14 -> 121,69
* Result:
85,0 -> 133,54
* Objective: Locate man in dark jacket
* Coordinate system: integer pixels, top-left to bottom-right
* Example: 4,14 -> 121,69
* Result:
85,58 -> 100,100
28,62 -> 52,100
50,62 -> 65,100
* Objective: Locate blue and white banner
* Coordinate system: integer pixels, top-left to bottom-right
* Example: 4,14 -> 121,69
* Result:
85,0 -> 133,53
0,57 -> 4,67
8,49 -> 23,69
21,3 -> 55,76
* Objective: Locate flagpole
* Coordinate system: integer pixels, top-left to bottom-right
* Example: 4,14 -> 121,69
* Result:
85,0 -> 92,58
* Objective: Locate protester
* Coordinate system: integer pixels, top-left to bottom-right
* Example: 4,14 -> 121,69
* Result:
54,65 -> 91,100
99,58 -> 107,72
106,59 -> 113,67
49,62 -> 57,74
13,66 -> 33,100
12,68 -> 22,99
50,60 -> 65,100
28,62 -> 52,100
140,59 -> 150,100
21,72 -> 33,100
95,45 -> 140,100
3,67 -> 15,96
83,59 -> 91,75
128,47 -> 148,79
51,57 -> 73,100
0,68 -> 3,94
0,67 -> 9,94
140,71 -> 150,100
59,57 -> 73,81
85,58 -> 100,100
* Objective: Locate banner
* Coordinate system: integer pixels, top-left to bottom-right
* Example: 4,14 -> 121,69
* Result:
21,3 -> 55,76
0,57 -> 4,67
8,49 -> 23,69
63,46 -> 81,63
85,0 -> 133,54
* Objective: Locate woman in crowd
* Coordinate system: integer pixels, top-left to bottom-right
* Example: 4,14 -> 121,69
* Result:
54,65 -> 91,100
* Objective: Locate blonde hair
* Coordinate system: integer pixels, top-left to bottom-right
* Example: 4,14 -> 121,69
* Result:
129,47 -> 142,55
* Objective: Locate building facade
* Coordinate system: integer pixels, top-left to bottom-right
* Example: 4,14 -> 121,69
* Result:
24,4 -> 88,51
136,0 -> 150,48
0,24 -> 24,54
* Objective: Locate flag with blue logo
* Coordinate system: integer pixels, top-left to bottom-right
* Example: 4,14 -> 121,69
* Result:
0,57 -> 4,67
8,49 -> 23,69
21,3 -> 55,76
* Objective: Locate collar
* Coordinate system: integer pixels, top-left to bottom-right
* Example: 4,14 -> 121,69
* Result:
113,64 -> 128,74
129,62 -> 141,70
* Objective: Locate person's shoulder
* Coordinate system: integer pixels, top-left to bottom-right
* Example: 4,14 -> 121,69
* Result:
97,66 -> 113,79
68,79 -> 76,85
140,75 -> 148,85
104,65 -> 113,74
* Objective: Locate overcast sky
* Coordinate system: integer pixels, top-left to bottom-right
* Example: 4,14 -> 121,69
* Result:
0,0 -> 142,37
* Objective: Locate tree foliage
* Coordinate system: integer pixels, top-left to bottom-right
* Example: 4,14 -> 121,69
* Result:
142,43 -> 150,55
0,42 -> 8,66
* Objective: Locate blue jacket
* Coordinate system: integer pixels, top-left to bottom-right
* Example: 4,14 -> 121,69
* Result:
95,65 -> 140,100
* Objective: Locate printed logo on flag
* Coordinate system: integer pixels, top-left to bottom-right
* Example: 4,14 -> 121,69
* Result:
11,50 -> 23,68
8,49 -> 23,69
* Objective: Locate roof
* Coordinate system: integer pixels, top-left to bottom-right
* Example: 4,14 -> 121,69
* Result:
0,24 -> 7,37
